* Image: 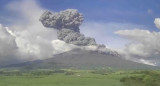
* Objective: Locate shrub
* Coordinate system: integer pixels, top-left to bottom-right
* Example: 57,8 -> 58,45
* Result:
53,70 -> 65,73
120,77 -> 126,82
91,68 -> 113,75
65,71 -> 75,75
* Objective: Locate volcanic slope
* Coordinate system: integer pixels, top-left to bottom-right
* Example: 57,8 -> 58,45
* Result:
5,49 -> 159,70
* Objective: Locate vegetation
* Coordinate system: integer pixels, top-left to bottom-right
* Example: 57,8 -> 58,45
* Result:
120,70 -> 160,86
0,69 -> 160,86
90,67 -> 113,75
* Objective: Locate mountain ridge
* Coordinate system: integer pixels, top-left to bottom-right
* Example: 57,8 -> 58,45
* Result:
3,49 -> 159,70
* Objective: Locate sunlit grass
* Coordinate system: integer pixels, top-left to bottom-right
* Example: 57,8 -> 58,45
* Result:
0,69 -> 160,86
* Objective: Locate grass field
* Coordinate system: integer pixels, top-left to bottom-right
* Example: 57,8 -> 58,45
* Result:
0,69 -> 160,86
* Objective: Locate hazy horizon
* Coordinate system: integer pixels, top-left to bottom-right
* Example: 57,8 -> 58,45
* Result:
0,0 -> 160,67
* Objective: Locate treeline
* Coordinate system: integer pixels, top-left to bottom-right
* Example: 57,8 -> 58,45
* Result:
0,69 -> 81,76
120,70 -> 160,86
0,69 -> 66,76
0,71 -> 22,76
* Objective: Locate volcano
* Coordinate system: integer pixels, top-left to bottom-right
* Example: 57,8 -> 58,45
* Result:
4,49 -> 159,70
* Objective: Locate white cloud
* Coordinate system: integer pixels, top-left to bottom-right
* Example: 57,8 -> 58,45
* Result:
80,21 -> 147,49
154,18 -> 160,29
115,29 -> 160,58
0,0 -> 77,65
138,59 -> 156,66
0,24 -> 20,65
115,19 -> 160,66
5,0 -> 57,60
51,40 -> 78,55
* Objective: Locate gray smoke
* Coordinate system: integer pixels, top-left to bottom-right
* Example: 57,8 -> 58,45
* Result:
40,9 -> 97,46
39,9 -> 120,56
57,29 -> 96,46
39,9 -> 83,32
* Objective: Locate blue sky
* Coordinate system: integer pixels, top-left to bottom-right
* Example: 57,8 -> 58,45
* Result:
0,0 -> 160,29
0,0 -> 160,48
36,0 -> 160,31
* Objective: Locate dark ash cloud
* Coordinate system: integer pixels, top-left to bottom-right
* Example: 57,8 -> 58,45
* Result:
39,9 -> 83,32
39,9 -> 120,57
57,29 -> 96,46
40,9 -> 98,46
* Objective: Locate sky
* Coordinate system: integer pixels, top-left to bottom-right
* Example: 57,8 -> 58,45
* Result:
0,0 -> 160,48
37,0 -> 160,28
0,0 -> 160,66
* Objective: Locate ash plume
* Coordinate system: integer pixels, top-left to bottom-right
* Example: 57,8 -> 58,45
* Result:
39,9 -> 119,56
39,9 -> 83,32
40,9 -> 97,46
57,29 -> 96,46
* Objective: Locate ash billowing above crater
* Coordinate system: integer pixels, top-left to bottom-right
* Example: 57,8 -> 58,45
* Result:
39,9 -> 119,56
57,29 -> 96,46
39,9 -> 83,32
40,9 -> 97,46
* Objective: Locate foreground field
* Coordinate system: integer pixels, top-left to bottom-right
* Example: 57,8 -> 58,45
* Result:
0,69 -> 160,86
